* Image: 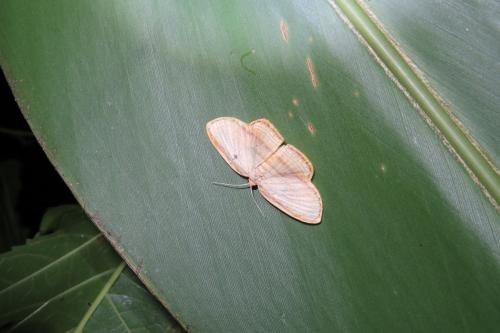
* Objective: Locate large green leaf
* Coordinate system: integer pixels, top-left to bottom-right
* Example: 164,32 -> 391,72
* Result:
0,0 -> 499,331
0,206 -> 182,332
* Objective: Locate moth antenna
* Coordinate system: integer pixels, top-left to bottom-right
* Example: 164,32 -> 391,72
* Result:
250,187 -> 265,217
212,182 -> 250,188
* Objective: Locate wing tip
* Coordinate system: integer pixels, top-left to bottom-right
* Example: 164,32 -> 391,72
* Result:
298,190 -> 322,224
206,117 -> 245,137
207,116 -> 234,129
250,118 -> 285,142
282,144 -> 315,177
300,211 -> 322,224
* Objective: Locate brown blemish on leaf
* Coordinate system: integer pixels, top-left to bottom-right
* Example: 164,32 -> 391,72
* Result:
292,98 -> 299,107
307,122 -> 316,136
280,19 -> 289,42
38,139 -> 49,152
353,90 -> 360,97
88,212 -> 115,240
135,257 -> 145,275
288,111 -> 294,118
380,164 -> 386,172
306,57 -> 318,88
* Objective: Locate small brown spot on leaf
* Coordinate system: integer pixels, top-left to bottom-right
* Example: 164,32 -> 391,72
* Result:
280,20 -> 289,42
307,122 -> 316,136
292,98 -> 299,106
288,111 -> 294,118
135,258 -> 145,275
306,57 -> 318,88
380,164 -> 386,172
353,90 -> 360,97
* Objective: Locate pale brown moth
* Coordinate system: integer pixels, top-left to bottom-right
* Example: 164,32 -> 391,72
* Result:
206,117 -> 322,224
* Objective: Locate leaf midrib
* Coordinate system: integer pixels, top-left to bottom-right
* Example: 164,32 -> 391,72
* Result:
106,293 -> 132,333
74,261 -> 126,333
330,0 -> 500,207
6,268 -> 116,332
0,234 -> 102,295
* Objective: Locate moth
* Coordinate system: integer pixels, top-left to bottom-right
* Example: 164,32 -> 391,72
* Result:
206,117 -> 322,224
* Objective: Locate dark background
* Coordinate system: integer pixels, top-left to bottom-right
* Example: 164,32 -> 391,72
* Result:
0,70 -> 76,252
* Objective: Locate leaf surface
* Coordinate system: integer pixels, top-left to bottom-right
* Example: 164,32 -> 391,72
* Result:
0,1 -> 499,331
0,206 -> 182,332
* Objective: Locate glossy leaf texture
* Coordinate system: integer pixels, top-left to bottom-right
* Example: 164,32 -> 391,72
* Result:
0,1 -> 499,332
0,206 -> 182,333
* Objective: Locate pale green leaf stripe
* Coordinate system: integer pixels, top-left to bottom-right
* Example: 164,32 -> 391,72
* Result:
0,234 -> 103,296
74,261 -> 126,333
7,268 -> 115,333
331,0 -> 500,205
105,293 -> 131,333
